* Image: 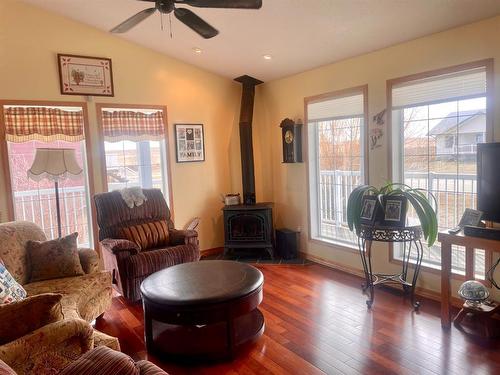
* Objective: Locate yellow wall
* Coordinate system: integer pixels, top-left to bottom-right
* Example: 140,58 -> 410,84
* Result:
254,14 -> 500,300
0,0 -> 241,251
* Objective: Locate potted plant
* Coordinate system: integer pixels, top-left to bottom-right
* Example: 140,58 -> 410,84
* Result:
347,182 -> 438,246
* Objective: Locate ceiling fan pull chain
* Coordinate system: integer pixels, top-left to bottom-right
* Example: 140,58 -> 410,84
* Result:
169,13 -> 173,38
160,12 -> 164,31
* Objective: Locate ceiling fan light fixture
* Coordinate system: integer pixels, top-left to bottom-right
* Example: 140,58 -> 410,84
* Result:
192,47 -> 203,54
111,0 -> 262,38
262,54 -> 272,60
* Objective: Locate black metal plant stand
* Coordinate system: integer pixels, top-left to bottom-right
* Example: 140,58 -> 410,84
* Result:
357,224 -> 424,310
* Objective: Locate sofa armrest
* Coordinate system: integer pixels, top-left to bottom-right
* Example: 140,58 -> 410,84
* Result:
137,360 -> 169,375
60,346 -> 163,375
100,239 -> 140,256
0,293 -> 63,345
169,229 -> 199,247
0,318 -> 93,374
0,359 -> 15,375
78,248 -> 100,274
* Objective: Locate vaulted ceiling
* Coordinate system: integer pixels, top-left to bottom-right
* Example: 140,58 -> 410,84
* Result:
22,0 -> 500,81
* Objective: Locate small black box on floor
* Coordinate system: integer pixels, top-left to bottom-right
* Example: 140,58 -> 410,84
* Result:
276,228 -> 299,259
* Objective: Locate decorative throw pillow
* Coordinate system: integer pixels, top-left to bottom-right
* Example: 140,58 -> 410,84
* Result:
119,220 -> 170,251
27,233 -> 84,283
0,261 -> 26,304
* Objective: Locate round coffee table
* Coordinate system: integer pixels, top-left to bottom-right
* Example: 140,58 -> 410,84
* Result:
140,260 -> 264,360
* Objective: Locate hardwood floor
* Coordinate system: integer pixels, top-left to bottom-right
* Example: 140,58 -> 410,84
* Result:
95,264 -> 500,374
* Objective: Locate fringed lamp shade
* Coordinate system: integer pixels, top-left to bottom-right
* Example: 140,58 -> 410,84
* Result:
27,148 -> 82,181
26,148 -> 83,238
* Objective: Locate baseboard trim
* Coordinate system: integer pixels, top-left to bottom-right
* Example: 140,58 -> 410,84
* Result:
201,247 -> 224,257
301,252 -> 365,278
300,251 -> 463,308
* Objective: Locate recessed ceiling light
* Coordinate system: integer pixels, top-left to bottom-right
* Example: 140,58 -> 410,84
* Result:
262,54 -> 272,60
192,47 -> 202,54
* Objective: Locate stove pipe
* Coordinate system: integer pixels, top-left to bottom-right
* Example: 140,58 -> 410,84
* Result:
234,75 -> 263,205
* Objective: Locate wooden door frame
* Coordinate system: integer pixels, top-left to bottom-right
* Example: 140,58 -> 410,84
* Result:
95,103 -> 174,220
0,99 -> 99,248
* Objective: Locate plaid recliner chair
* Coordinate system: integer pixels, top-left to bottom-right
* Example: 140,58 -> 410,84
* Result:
94,189 -> 200,301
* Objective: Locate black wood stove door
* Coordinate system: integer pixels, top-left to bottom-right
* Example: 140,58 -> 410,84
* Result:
228,213 -> 265,241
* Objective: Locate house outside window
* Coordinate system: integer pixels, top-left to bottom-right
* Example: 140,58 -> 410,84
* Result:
389,61 -> 492,277
97,105 -> 171,207
306,86 -> 368,248
1,104 -> 94,247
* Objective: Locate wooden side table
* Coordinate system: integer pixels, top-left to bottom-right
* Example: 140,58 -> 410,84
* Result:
438,231 -> 500,329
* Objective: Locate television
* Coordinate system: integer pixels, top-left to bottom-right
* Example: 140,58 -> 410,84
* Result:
477,142 -> 500,223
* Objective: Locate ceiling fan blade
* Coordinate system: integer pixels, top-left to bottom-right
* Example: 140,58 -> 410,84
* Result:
174,8 -> 219,39
110,7 -> 156,33
175,0 -> 262,9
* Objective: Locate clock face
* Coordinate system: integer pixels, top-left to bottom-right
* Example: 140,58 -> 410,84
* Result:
285,130 -> 294,144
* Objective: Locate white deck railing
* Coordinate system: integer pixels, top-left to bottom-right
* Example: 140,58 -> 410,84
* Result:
13,180 -> 164,247
14,186 -> 90,246
318,170 -> 483,275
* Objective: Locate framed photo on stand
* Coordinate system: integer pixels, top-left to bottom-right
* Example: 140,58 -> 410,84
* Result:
382,196 -> 408,227
175,124 -> 205,163
360,196 -> 379,226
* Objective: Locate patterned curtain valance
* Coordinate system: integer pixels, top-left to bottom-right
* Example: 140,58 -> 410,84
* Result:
4,107 -> 85,143
102,110 -> 165,142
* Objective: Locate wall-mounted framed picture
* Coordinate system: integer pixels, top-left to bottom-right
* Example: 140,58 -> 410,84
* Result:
57,54 -> 114,96
175,124 -> 205,163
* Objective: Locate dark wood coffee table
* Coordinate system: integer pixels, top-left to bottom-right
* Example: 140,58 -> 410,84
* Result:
140,260 -> 264,360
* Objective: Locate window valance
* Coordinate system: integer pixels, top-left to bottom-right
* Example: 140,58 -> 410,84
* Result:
4,107 -> 84,143
102,110 -> 165,142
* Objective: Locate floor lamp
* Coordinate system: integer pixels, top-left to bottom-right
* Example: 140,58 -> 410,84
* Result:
27,148 -> 83,238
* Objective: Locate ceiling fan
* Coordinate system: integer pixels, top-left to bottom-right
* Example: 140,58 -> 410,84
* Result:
110,0 -> 263,39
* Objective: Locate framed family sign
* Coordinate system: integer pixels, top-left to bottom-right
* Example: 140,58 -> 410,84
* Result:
57,54 -> 114,96
175,124 -> 205,163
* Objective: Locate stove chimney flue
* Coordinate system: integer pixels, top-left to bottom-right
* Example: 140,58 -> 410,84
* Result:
234,75 -> 263,205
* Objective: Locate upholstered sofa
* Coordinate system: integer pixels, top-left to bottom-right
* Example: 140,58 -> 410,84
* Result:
94,189 -> 200,301
0,347 -> 167,375
0,294 -> 166,374
0,221 -> 118,351
0,293 -> 94,374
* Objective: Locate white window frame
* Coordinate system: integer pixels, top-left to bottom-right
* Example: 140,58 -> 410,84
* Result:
387,60 -> 494,278
306,86 -> 369,250
0,101 -> 96,247
96,104 -> 173,210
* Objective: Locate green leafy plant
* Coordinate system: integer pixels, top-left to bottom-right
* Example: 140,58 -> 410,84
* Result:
347,182 -> 438,247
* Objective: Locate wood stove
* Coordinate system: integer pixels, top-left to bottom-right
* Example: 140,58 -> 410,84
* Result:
223,203 -> 273,258
222,75 -> 274,258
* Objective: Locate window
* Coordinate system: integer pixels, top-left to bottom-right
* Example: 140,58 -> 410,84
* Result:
444,135 -> 455,149
306,87 -> 368,247
97,105 -> 171,206
389,61 -> 492,278
1,103 -> 94,247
